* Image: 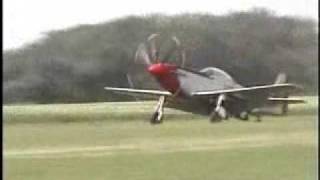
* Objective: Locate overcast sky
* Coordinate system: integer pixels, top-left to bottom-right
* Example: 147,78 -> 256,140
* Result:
3,0 -> 318,50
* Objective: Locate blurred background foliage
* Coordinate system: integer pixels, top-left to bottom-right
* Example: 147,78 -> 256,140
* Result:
3,8 -> 318,103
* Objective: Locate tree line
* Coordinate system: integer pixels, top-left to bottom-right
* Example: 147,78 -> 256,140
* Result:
3,8 -> 318,103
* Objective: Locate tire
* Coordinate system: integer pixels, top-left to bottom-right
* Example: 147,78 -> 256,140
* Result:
150,112 -> 163,124
239,111 -> 249,121
210,111 -> 222,123
217,107 -> 229,120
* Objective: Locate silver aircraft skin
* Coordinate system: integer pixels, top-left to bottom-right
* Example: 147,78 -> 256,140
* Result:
105,34 -> 305,124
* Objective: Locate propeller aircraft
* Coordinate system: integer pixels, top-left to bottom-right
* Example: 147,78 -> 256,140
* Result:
105,34 -> 305,124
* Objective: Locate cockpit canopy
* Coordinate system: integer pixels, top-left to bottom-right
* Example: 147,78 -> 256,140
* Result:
200,67 -> 234,81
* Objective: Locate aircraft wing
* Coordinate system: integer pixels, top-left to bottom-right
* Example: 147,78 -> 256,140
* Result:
104,87 -> 172,98
191,83 -> 303,98
267,97 -> 306,104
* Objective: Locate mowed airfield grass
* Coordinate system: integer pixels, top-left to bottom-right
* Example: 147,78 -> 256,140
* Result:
3,97 -> 318,180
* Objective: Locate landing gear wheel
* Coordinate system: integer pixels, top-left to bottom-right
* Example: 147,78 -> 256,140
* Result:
217,107 -> 229,120
239,111 -> 249,121
210,112 -> 222,123
150,112 -> 163,124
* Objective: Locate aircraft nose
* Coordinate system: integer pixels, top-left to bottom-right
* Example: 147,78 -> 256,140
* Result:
148,63 -> 167,76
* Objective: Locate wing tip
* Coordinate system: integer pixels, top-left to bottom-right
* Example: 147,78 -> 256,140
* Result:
104,87 -> 114,90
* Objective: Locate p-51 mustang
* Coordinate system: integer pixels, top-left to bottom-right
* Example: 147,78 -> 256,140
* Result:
105,34 -> 305,124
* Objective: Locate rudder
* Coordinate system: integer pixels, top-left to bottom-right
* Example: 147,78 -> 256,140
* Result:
274,73 -> 289,115
274,73 -> 287,84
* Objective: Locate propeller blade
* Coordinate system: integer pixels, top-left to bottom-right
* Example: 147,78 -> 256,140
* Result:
172,36 -> 181,46
172,36 -> 187,67
162,36 -> 181,63
179,49 -> 186,68
126,73 -> 135,88
147,33 -> 160,62
134,43 -> 152,66
126,73 -> 139,101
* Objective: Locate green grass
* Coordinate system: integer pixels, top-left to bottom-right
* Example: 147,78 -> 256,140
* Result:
3,96 -> 318,180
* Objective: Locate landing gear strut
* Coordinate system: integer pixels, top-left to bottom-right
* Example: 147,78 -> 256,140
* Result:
251,109 -> 262,122
210,94 -> 229,122
150,96 -> 166,124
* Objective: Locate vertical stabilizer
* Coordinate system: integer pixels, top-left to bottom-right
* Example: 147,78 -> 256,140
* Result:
274,73 -> 287,84
274,73 -> 289,115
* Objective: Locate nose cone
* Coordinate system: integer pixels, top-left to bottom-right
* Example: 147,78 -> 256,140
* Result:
148,63 -> 168,76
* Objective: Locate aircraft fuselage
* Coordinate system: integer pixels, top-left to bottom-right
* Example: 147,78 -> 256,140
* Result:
147,63 -> 255,116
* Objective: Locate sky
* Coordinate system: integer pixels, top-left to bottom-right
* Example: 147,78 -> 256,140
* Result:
3,0 -> 318,50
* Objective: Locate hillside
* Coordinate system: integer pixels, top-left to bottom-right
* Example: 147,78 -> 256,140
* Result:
3,8 -> 318,103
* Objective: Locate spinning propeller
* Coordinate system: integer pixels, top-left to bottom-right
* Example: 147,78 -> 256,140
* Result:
127,34 -> 186,93
134,33 -> 186,68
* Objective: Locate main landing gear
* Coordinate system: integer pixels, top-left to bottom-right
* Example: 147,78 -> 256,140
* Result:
150,96 -> 166,124
237,111 -> 263,122
210,94 -> 229,122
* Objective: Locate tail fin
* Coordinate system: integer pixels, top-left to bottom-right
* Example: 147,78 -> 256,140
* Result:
273,73 -> 289,115
274,73 -> 287,84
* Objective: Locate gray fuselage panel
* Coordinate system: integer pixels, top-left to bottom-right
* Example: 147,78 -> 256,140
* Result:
176,67 -> 242,96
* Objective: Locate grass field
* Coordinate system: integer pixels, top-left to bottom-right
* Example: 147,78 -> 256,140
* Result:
3,97 -> 318,180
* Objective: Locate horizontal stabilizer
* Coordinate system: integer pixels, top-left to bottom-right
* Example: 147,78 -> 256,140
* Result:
274,73 -> 287,84
268,97 -> 306,104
